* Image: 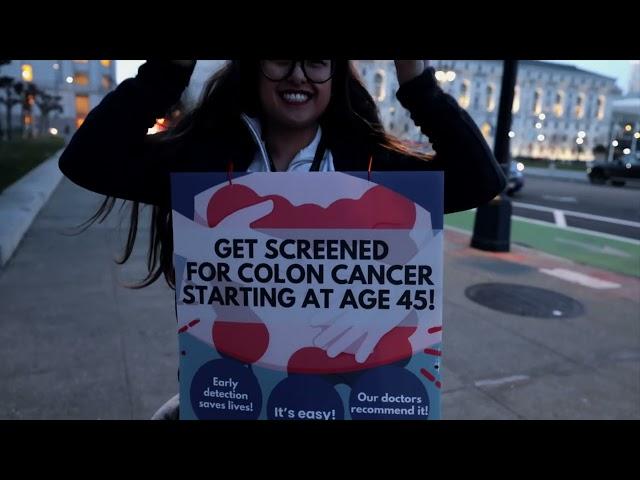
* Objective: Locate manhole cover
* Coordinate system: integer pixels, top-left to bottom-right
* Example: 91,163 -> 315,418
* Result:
465,283 -> 585,318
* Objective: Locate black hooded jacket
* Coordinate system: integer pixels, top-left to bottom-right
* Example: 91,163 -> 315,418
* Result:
59,60 -> 506,212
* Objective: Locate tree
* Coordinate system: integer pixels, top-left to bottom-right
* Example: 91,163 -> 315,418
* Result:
0,61 -> 12,138
21,82 -> 37,138
0,76 -> 23,140
35,88 -> 63,135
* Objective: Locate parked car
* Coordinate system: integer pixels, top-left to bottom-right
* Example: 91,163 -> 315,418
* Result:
506,161 -> 525,196
587,152 -> 640,186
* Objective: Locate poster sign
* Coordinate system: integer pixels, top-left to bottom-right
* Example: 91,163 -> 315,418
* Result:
171,171 -> 443,420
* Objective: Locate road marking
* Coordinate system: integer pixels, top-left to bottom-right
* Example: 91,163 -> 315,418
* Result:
553,210 -> 567,227
542,195 -> 577,203
511,215 -> 640,245
474,375 -> 530,387
445,211 -> 640,245
539,268 -> 621,289
555,238 -> 632,258
513,201 -> 640,228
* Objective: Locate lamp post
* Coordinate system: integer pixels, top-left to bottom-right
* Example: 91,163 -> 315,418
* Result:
471,60 -> 518,252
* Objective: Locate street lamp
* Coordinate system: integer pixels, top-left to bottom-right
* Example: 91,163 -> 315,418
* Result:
471,60 -> 518,252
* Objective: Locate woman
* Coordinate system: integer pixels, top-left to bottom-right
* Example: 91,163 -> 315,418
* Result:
59,59 -> 506,418
60,59 -> 505,287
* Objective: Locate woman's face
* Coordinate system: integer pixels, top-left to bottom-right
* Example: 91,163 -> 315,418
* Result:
258,60 -> 333,131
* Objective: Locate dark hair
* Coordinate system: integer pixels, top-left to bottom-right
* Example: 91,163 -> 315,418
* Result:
84,60 -> 430,289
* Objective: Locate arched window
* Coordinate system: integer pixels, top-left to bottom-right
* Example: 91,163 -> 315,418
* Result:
575,93 -> 585,119
596,95 -> 606,120
533,88 -> 543,115
481,122 -> 492,140
512,85 -> 520,113
374,70 -> 386,102
486,84 -> 495,112
554,91 -> 564,117
458,80 -> 470,108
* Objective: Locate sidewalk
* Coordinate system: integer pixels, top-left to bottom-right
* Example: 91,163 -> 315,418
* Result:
0,150 -> 64,266
0,178 -> 638,419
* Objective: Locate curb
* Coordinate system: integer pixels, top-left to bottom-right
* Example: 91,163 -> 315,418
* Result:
0,149 -> 65,267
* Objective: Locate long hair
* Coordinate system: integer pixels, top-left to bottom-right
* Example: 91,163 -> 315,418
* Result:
85,60 -> 430,289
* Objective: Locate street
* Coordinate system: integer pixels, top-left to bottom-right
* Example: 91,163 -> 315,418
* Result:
510,175 -> 640,241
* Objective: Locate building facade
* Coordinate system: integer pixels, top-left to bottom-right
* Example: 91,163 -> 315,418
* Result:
355,60 -> 622,162
0,60 -> 116,138
184,60 -> 227,107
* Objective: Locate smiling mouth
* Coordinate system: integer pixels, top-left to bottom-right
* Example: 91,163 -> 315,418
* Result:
279,90 -> 313,105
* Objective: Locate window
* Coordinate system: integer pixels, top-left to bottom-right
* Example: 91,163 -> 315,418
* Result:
73,60 -> 89,64
75,94 -> 90,128
100,60 -> 111,68
596,95 -> 606,120
73,73 -> 90,86
575,93 -> 585,119
458,80 -> 470,109
21,64 -> 33,82
486,84 -> 495,112
481,122 -> 492,139
374,70 -> 386,102
101,74 -> 112,90
533,88 -> 543,115
512,85 -> 520,113
554,91 -> 564,117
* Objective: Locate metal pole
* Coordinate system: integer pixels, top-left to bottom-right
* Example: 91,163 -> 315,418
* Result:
494,60 -> 518,175
631,121 -> 639,157
470,60 -> 518,252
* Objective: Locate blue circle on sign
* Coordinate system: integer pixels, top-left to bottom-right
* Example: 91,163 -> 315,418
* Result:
267,375 -> 344,420
349,366 -> 429,420
190,359 -> 261,420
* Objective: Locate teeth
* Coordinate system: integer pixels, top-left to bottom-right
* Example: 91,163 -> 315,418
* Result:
282,92 -> 310,103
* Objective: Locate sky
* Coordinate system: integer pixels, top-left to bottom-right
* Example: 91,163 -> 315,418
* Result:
116,60 -> 635,93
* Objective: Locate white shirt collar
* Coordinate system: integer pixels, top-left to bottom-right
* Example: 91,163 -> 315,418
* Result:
242,114 -> 333,172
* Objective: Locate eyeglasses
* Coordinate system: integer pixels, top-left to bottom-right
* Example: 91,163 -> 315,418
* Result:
260,60 -> 334,84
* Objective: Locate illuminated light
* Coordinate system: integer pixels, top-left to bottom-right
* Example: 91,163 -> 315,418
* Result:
21,64 -> 33,82
538,113 -> 546,120
508,131 -> 515,138
446,71 -> 456,82
612,140 -> 619,147
576,138 -> 584,145
66,76 -> 73,83
435,70 -> 446,82
49,128 -> 58,135
53,63 -> 60,70
634,132 -> 640,139
535,122 -> 542,129
578,131 -> 586,138
623,148 -> 631,154
100,60 -> 111,67
625,124 -> 632,132
516,162 -> 525,172
626,163 -> 632,169
537,134 -> 545,141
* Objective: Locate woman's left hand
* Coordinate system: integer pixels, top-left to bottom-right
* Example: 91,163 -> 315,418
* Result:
394,60 -> 427,85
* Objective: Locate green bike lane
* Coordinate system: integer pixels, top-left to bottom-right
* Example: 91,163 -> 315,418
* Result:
445,210 -> 640,278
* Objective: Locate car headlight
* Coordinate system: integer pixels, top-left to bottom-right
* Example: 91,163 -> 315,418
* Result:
516,162 -> 525,172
